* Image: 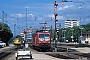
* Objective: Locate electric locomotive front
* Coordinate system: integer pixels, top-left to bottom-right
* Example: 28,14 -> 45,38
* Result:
32,31 -> 51,51
37,32 -> 51,49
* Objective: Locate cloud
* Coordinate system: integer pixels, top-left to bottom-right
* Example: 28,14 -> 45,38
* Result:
57,16 -> 65,20
44,14 -> 65,20
47,14 -> 54,18
77,6 -> 82,9
16,13 -> 25,18
58,5 -> 74,10
28,14 -> 34,17
0,19 -> 2,22
13,6 -> 24,9
25,6 -> 29,8
10,13 -> 35,18
38,17 -> 43,20
11,13 -> 25,18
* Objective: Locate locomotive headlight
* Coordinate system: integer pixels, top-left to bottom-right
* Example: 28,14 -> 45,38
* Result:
39,38 -> 44,41
48,42 -> 50,43
38,42 -> 41,44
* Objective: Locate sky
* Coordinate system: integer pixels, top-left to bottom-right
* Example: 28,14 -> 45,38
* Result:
0,0 -> 90,35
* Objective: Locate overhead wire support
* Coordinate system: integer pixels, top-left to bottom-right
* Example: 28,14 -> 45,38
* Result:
40,21 -> 48,30
26,7 -> 27,30
14,24 -> 16,36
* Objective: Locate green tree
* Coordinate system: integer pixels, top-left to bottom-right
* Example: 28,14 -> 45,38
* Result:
0,22 -> 13,45
58,26 -> 85,42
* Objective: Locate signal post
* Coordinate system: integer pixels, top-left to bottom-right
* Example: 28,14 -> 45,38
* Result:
54,1 -> 64,52
53,0 -> 83,52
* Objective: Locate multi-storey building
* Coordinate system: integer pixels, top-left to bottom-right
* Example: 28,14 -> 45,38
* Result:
65,20 -> 80,28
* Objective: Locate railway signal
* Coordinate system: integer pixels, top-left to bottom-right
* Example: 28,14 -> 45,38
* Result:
56,28 -> 59,33
54,0 -> 84,52
54,1 -> 64,52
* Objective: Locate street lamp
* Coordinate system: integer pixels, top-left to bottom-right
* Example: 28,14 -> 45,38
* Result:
80,27 -> 83,37
64,30 -> 66,42
14,24 -> 16,36
25,6 -> 28,30
71,28 -> 74,42
62,29 -> 66,42
80,27 -> 83,43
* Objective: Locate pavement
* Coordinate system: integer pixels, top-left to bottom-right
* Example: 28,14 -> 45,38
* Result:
32,53 -> 62,60
70,47 -> 90,53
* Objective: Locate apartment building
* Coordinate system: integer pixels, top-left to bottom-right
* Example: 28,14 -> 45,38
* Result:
65,20 -> 80,28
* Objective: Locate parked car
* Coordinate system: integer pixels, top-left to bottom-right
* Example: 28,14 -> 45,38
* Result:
0,41 -> 6,48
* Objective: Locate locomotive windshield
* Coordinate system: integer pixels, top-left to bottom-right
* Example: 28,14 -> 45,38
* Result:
39,34 -> 50,39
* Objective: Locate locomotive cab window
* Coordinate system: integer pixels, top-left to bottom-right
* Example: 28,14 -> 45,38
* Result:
39,34 -> 50,39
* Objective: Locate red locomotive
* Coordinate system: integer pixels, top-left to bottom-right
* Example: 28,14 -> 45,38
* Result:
32,30 -> 51,51
32,22 -> 52,51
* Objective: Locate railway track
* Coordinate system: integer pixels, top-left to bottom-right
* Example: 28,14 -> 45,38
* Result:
0,51 -> 11,59
45,52 -> 89,59
29,45 -> 90,59
1,49 -> 90,60
29,43 -> 90,59
52,46 -> 90,59
0,46 -> 20,60
1,44 -> 90,60
1,45 -> 37,60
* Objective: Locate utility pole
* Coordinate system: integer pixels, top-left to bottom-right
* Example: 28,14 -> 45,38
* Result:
80,27 -> 83,43
71,28 -> 74,42
17,18 -> 18,34
2,11 -> 4,30
62,29 -> 66,42
25,6 -> 28,50
40,21 -> 48,30
23,30 -> 26,50
2,11 -> 4,23
25,6 -> 28,30
14,24 -> 16,36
